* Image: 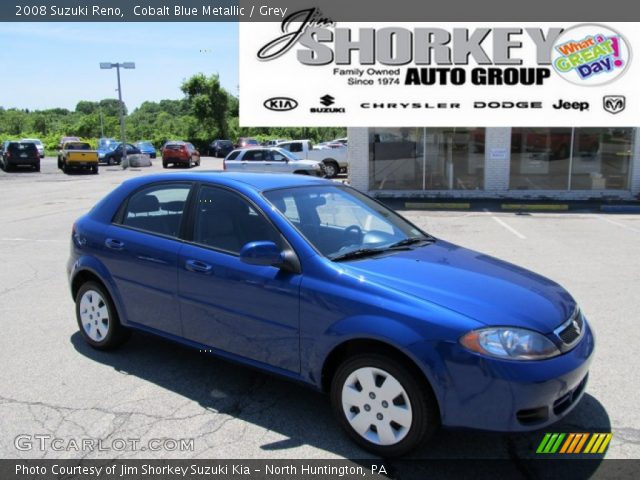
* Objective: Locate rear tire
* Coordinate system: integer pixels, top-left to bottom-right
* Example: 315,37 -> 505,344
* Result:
75,281 -> 130,350
163,161 -> 169,168
330,353 -> 439,457
62,163 -> 69,174
34,163 -> 40,172
323,161 -> 339,178
91,165 -> 98,174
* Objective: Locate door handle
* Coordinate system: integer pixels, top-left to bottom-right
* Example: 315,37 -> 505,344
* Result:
105,238 -> 124,250
185,259 -> 213,274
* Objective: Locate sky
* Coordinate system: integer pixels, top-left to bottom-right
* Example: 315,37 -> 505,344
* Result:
0,22 -> 239,112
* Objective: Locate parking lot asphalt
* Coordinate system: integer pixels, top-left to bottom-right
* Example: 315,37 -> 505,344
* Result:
0,156 -> 638,460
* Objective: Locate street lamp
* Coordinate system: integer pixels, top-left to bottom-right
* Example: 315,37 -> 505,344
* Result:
100,62 -> 135,167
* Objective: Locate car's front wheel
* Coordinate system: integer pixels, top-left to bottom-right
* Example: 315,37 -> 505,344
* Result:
75,281 -> 130,350
330,354 -> 439,457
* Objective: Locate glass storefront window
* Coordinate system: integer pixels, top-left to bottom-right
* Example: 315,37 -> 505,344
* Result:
369,128 -> 485,190
510,128 -> 572,190
510,127 -> 633,191
570,128 -> 633,190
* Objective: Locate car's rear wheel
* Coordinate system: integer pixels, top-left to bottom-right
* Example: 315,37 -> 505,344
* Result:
62,163 -> 69,174
162,161 -> 169,168
108,157 -> 115,166
76,281 -> 130,350
330,354 -> 439,457
91,165 -> 98,174
323,161 -> 339,178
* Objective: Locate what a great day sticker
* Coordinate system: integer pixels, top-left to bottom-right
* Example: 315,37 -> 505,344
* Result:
552,23 -> 630,85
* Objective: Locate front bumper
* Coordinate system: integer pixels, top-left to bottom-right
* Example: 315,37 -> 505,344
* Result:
412,321 -> 595,432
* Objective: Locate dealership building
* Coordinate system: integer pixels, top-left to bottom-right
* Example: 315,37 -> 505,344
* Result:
347,127 -> 640,201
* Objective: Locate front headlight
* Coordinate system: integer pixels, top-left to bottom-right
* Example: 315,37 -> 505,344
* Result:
460,327 -> 560,361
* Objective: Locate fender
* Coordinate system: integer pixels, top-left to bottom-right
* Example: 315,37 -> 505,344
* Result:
69,255 -> 130,327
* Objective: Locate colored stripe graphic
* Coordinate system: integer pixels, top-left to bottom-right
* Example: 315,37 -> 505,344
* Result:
538,433 -> 612,454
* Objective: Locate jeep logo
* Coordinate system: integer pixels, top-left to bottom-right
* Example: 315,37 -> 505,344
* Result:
263,97 -> 298,112
603,95 -> 625,114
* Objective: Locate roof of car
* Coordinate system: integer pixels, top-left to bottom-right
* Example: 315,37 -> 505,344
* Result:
123,172 -> 332,192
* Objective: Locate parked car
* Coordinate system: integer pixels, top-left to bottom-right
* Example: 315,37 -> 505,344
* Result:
58,141 -> 98,174
58,136 -> 80,150
68,173 -> 594,457
102,143 -> 141,166
20,138 -> 45,158
162,141 -> 200,168
1,141 -> 40,171
224,147 -> 324,176
263,139 -> 287,147
208,139 -> 234,158
235,137 -> 260,149
277,139 -> 347,178
97,138 -> 118,162
135,141 -> 157,159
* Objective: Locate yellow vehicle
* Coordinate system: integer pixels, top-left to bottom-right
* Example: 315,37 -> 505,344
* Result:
58,141 -> 99,174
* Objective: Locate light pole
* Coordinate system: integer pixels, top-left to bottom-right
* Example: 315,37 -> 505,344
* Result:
100,62 -> 135,168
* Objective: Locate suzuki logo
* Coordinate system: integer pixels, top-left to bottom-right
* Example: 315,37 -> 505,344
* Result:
320,94 -> 335,106
263,97 -> 298,112
572,319 -> 581,334
603,95 -> 625,114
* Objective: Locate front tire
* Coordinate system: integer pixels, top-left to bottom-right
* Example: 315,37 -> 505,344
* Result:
75,281 -> 130,350
330,354 -> 439,457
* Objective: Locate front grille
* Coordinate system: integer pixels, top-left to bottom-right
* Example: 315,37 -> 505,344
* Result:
555,309 -> 584,347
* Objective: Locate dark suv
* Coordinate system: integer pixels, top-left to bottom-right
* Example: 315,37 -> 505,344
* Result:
208,139 -> 234,157
1,141 -> 40,172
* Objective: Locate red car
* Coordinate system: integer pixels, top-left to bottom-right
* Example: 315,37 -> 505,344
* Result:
162,141 -> 201,168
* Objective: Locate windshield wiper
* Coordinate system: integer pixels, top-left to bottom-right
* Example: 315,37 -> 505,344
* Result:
387,236 -> 435,249
330,247 -> 389,262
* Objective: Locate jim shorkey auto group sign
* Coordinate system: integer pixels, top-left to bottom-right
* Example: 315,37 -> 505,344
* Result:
239,14 -> 636,126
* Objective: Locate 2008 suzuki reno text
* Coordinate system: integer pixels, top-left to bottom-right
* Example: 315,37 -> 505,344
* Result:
68,173 -> 594,456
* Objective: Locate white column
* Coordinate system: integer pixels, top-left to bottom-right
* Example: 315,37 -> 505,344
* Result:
347,127 -> 369,192
484,127 -> 512,192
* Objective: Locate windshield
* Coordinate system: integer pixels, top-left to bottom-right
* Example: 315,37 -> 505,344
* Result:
264,185 -> 431,260
138,142 -> 153,148
276,148 -> 301,161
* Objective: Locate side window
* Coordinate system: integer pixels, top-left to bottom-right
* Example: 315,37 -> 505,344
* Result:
193,186 -> 281,254
121,184 -> 191,237
243,150 -> 265,161
279,143 -> 291,152
226,150 -> 241,160
289,142 -> 303,153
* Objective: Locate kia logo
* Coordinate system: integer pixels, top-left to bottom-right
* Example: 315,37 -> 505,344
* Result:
264,97 -> 298,112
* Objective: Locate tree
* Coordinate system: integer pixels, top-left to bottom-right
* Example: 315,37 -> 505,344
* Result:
181,74 -> 229,138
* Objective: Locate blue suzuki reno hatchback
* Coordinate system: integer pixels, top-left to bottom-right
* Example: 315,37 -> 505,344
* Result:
68,173 -> 594,456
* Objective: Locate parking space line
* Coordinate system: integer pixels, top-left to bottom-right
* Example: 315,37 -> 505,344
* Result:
0,237 -> 66,243
596,215 -> 640,234
483,209 -> 527,239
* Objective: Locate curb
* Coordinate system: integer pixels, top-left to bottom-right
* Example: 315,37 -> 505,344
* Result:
405,202 -> 471,210
501,204 -> 569,211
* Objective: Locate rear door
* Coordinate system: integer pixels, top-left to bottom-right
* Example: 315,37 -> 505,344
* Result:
99,182 -> 193,336
241,149 -> 269,172
177,185 -> 301,372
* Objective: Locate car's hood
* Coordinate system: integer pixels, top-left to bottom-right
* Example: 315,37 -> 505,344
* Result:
339,240 -> 574,333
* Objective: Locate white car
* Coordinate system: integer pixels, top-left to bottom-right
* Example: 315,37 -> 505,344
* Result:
20,138 -> 45,158
224,147 -> 325,176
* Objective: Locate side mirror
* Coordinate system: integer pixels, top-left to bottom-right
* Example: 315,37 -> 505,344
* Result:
239,241 -> 285,267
